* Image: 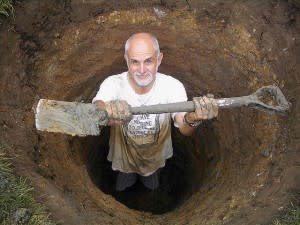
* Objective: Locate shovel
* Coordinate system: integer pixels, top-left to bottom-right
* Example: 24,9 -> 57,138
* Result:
35,85 -> 290,137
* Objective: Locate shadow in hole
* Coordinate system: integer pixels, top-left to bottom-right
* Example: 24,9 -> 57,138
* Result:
87,126 -> 196,214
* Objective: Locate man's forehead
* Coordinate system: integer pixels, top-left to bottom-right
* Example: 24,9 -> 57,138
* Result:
128,45 -> 156,54
128,52 -> 156,60
127,45 -> 157,60
128,36 -> 156,50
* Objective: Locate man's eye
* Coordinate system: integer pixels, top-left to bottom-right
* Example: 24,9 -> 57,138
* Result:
131,60 -> 139,65
145,59 -> 153,64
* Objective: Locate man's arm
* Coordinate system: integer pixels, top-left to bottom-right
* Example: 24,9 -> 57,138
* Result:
175,112 -> 198,136
175,96 -> 218,136
96,99 -> 199,134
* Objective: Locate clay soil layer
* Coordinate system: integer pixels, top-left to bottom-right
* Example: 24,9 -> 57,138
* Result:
0,0 -> 299,224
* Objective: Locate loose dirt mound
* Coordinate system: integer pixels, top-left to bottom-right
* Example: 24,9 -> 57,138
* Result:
0,1 -> 299,224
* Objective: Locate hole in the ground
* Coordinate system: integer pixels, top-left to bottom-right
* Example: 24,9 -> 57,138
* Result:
13,4 -> 296,223
87,121 -> 219,214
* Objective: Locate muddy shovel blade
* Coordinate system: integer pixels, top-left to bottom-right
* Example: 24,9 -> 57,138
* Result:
35,99 -> 108,136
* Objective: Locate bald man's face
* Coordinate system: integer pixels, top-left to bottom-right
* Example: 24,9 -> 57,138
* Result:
125,36 -> 163,88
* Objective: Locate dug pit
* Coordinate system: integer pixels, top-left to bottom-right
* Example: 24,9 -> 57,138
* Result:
0,1 -> 299,225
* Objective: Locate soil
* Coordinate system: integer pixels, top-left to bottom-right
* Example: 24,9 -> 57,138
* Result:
0,0 -> 299,224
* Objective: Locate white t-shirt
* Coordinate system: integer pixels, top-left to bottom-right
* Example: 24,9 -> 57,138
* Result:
92,72 -> 187,176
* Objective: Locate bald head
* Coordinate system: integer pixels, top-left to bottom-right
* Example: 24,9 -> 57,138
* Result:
124,32 -> 163,92
124,33 -> 160,59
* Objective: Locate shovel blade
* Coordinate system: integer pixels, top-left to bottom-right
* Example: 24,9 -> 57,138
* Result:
35,99 -> 108,136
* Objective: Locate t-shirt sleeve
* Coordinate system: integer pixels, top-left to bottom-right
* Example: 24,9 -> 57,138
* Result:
92,77 -> 117,103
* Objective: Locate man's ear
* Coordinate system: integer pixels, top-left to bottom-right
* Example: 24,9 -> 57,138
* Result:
124,54 -> 129,67
157,52 -> 163,66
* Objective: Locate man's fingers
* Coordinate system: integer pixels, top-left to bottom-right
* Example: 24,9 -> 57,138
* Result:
194,97 -> 204,119
204,97 -> 214,119
199,97 -> 207,110
212,101 -> 218,118
208,95 -> 218,118
105,100 -> 132,122
192,95 -> 218,121
202,97 -> 212,119
111,101 -> 119,119
118,101 -> 126,120
120,100 -> 132,121
105,102 -> 113,118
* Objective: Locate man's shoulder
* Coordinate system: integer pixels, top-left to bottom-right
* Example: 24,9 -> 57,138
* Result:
104,72 -> 127,81
156,73 -> 184,86
155,73 -> 187,102
102,72 -> 127,86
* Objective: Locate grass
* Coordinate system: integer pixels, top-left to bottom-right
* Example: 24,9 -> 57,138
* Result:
0,0 -> 14,17
272,205 -> 300,225
0,147 -> 56,225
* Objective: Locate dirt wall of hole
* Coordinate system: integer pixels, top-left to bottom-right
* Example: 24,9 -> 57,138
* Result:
0,1 -> 299,224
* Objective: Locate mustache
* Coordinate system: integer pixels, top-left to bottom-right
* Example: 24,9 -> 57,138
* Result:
134,72 -> 152,77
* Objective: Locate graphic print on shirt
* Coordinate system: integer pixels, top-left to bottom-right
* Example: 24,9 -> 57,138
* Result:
122,113 -> 160,149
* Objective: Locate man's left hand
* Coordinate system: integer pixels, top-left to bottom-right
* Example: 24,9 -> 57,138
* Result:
185,95 -> 218,124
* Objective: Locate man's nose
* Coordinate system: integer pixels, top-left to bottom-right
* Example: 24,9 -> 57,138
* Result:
138,63 -> 145,73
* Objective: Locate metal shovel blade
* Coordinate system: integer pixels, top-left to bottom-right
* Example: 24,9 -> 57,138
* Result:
35,99 -> 108,136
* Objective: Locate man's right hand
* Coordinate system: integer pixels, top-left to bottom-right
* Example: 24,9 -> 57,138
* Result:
94,100 -> 132,125
104,100 -> 132,124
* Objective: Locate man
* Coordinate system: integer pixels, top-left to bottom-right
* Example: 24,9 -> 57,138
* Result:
93,32 -> 218,191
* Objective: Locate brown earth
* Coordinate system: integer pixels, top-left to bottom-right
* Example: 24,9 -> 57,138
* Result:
0,0 -> 299,224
